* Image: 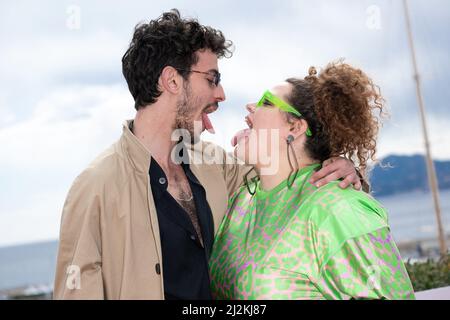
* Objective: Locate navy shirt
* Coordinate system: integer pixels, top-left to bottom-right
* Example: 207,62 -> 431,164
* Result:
149,157 -> 214,300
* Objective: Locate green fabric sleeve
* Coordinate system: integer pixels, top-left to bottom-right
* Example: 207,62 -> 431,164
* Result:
316,227 -> 415,300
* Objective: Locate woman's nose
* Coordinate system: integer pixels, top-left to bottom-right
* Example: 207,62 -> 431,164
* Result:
246,103 -> 256,113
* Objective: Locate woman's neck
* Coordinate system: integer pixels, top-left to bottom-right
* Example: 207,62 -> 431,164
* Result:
256,150 -> 318,192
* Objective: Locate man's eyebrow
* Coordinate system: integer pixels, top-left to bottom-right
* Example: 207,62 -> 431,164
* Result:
207,69 -> 219,74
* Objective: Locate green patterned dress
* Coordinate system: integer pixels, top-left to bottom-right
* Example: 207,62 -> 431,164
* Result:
209,164 -> 415,300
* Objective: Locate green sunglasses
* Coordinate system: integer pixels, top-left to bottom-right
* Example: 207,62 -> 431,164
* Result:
256,90 -> 312,137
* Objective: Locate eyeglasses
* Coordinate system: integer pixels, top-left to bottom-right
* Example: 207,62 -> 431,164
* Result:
257,90 -> 312,137
177,69 -> 221,86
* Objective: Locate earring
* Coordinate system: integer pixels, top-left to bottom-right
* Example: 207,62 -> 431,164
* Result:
287,135 -> 295,144
286,135 -> 299,189
244,167 -> 259,195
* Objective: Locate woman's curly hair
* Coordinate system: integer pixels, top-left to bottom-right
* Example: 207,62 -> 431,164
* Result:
122,9 -> 233,110
286,61 -> 387,176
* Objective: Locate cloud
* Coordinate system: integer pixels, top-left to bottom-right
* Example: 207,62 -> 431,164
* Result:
378,114 -> 450,160
0,85 -> 133,168
0,0 -> 449,246
0,95 -> 16,128
0,84 -> 134,246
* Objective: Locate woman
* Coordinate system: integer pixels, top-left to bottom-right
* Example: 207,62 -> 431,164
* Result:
209,62 -> 415,300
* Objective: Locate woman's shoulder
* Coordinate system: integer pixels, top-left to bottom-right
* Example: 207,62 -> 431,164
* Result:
301,181 -> 389,235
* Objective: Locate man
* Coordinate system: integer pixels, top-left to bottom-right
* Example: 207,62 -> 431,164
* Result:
53,9 -> 361,300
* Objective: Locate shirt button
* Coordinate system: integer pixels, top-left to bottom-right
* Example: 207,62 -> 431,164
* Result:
190,234 -> 196,241
158,177 -> 166,185
155,263 -> 161,275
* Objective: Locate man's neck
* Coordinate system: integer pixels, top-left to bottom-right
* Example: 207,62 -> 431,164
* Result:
132,103 -> 178,171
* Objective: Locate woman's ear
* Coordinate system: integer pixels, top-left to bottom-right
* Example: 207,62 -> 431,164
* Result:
289,118 -> 309,139
159,66 -> 182,94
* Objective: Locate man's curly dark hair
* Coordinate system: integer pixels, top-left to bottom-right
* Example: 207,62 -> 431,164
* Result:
122,9 -> 233,110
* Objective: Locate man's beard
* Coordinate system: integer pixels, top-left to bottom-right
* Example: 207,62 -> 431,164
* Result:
175,82 -> 200,145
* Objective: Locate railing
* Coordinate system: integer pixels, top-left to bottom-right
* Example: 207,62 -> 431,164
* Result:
416,286 -> 450,300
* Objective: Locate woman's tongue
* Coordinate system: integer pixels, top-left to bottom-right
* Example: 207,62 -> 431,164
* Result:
231,128 -> 251,147
202,112 -> 215,134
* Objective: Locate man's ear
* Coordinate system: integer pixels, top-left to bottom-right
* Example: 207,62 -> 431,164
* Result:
159,66 -> 183,94
289,118 -> 309,139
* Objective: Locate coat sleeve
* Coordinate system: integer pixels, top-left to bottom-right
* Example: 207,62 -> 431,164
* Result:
53,171 -> 104,299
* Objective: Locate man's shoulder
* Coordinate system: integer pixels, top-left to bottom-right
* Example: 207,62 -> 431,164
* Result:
70,141 -> 127,193
188,140 -> 225,168
193,140 -> 226,157
192,140 -> 241,166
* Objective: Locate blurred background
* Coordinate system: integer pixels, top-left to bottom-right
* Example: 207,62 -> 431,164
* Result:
0,0 -> 449,299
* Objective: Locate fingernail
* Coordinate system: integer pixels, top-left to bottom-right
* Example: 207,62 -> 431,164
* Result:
316,183 -> 321,188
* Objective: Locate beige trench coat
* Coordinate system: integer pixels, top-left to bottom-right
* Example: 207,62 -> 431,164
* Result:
53,120 -> 249,299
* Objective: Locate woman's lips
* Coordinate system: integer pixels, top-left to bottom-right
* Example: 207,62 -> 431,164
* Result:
231,128 -> 251,147
231,114 -> 253,147
245,115 -> 253,129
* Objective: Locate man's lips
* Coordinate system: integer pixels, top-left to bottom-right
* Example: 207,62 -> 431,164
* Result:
201,103 -> 218,134
203,103 -> 218,114
202,112 -> 215,134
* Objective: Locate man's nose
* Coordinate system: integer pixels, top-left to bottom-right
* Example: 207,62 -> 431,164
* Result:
215,84 -> 226,102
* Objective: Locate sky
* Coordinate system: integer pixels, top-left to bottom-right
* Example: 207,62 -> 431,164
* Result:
0,0 -> 449,247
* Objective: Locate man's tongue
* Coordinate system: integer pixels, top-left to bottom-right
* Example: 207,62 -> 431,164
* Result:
202,113 -> 215,134
231,128 -> 251,147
